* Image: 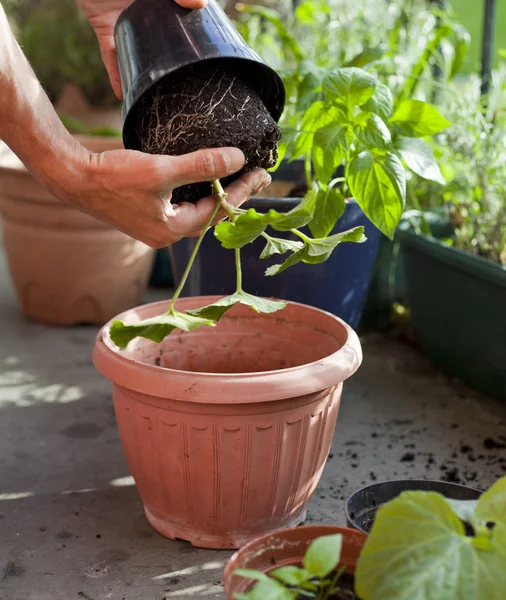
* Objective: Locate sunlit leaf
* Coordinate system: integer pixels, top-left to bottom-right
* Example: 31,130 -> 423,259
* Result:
188,292 -> 286,321
390,100 -> 450,137
110,311 -> 214,348
348,150 -> 405,239
344,46 -> 385,68
363,83 -> 394,121
323,68 -> 377,110
356,490 -> 506,600
309,185 -> 346,239
397,137 -> 445,184
271,566 -> 310,586
303,534 -> 343,578
260,236 -> 303,259
313,124 -> 352,182
266,227 -> 366,276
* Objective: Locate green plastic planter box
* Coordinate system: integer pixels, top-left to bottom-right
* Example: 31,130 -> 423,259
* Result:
361,212 -> 452,331
401,230 -> 506,401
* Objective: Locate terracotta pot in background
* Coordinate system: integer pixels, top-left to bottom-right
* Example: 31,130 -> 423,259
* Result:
93,297 -> 362,549
0,135 -> 155,325
223,525 -> 367,598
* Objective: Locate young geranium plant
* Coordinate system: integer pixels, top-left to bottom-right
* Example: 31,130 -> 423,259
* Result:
233,534 -> 350,600
355,476 -> 506,600
110,180 -> 365,348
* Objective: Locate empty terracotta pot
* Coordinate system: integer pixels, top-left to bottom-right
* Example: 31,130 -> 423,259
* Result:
223,525 -> 367,598
93,297 -> 362,549
0,135 -> 154,325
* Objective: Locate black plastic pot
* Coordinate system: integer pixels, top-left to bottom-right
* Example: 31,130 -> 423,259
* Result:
114,0 -> 285,150
346,479 -> 482,534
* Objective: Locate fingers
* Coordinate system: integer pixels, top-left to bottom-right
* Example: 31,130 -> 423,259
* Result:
99,37 -> 123,100
165,148 -> 246,187
174,0 -> 208,7
172,168 -> 271,234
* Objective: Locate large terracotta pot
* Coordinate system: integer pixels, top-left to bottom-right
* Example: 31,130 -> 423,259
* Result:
223,525 -> 367,598
93,297 -> 362,549
0,135 -> 154,325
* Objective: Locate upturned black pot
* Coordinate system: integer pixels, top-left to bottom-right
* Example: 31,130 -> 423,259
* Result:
114,0 -> 285,150
346,479 -> 482,534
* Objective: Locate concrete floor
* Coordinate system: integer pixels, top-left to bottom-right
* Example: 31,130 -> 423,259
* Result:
1,249 -> 506,600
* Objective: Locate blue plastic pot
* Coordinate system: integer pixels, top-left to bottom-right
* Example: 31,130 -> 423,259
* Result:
170,197 -> 381,329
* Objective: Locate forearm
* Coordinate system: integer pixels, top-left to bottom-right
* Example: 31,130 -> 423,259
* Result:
0,3 -> 87,195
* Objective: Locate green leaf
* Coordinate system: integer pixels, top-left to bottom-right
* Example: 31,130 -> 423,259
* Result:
348,150 -> 405,239
396,137 -> 445,184
309,186 -> 346,239
270,187 -> 317,231
236,578 -> 296,600
214,210 -> 272,249
233,570 -> 270,583
323,68 -> 377,110
344,46 -> 385,68
271,566 -> 310,586
275,127 -> 298,167
260,236 -> 303,259
266,227 -> 365,276
476,476 -> 506,525
297,70 -> 324,112
313,124 -> 352,182
390,100 -> 450,137
303,534 -> 343,578
450,25 -> 471,79
355,491 -> 506,600
110,311 -> 214,349
363,83 -> 394,121
292,102 -> 344,158
188,292 -> 286,321
445,499 -> 479,524
356,113 -> 392,150
214,191 -> 315,249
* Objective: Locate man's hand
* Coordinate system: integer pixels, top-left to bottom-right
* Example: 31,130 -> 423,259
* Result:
49,145 -> 270,248
77,0 -> 208,98
1,1 -> 270,247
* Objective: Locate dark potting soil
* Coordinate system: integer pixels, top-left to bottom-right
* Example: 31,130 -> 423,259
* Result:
137,63 -> 281,203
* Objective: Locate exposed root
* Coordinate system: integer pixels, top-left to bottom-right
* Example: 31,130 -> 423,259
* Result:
137,63 -> 281,203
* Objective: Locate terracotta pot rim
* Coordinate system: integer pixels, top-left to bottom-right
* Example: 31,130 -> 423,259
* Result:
93,296 -> 363,403
223,525 -> 367,597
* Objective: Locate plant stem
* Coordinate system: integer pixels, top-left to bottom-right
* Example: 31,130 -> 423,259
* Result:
235,248 -> 243,292
169,182 -> 223,311
291,228 -> 311,243
213,179 -> 237,222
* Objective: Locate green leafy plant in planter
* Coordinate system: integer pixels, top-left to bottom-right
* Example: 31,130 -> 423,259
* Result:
355,476 -> 506,600
234,534 -> 353,600
109,66 -> 450,348
232,476 -> 506,600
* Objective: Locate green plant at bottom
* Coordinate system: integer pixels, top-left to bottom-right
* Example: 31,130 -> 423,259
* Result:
356,475 -> 506,600
233,476 -> 506,600
234,534 -> 347,600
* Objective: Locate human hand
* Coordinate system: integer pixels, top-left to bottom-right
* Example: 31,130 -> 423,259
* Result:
44,145 -> 270,248
77,0 -> 208,98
